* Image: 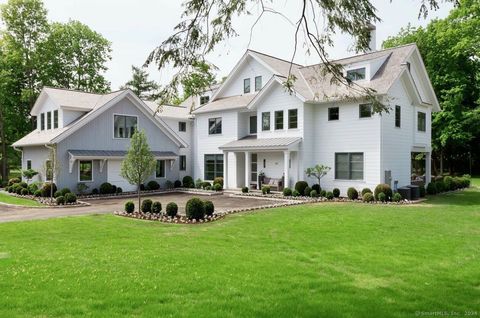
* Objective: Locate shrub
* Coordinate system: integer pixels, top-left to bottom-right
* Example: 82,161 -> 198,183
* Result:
65,193 -> 77,204
19,182 -> 28,188
20,188 -> 29,195
204,200 -> 214,216
461,176 -> 471,188
141,199 -> 153,213
294,181 -> 308,196
320,190 -> 327,197
60,188 -> 71,196
195,178 -> 203,189
174,180 -> 182,188
426,182 -> 437,195
8,178 -> 20,186
378,192 -> 386,202
393,192 -> 402,202
182,176 -> 194,188
333,188 -> 340,198
41,183 -> 57,197
435,180 -> 445,193
140,184 -> 146,191
374,184 -> 392,201
186,197 -> 205,219
99,182 -> 113,195
116,187 -> 123,194
361,188 -> 372,196
443,176 -> 454,191
310,190 -> 318,198
326,191 -> 334,200
304,186 -> 312,197
15,185 -> 23,194
283,187 -> 292,196
54,191 -> 62,198
91,188 -> 99,195
165,180 -> 174,189
292,190 -> 300,197
347,187 -> 359,200
213,177 -> 224,187
262,186 -> 270,195
214,183 -> 223,191
147,180 -> 160,191
241,186 -> 249,193
419,185 -> 426,197
205,186 -> 212,191
112,185 -> 118,194
363,192 -> 374,202
166,202 -> 178,217
125,201 -> 135,213
202,182 -> 212,189
151,201 -> 162,214
34,190 -> 42,197
311,184 -> 321,193
56,196 -> 65,205
77,183 -> 89,195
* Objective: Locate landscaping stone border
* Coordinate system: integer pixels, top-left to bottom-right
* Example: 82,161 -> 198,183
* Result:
78,188 -> 222,200
1,192 -> 90,208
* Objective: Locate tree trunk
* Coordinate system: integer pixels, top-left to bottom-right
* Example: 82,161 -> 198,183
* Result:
138,184 -> 141,213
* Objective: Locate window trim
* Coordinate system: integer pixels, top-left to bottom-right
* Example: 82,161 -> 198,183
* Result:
395,105 -> 401,128
200,95 -> 210,105
204,154 -> 224,181
346,67 -> 366,81
288,109 -> 298,129
41,113 -> 45,131
26,159 -> 32,170
208,117 -> 222,135
359,103 -> 373,119
262,112 -> 271,131
328,107 -> 339,121
243,78 -> 251,94
78,160 -> 94,182
178,121 -> 187,132
334,152 -> 364,181
155,159 -> 166,178
53,110 -> 59,129
417,111 -> 426,132
47,111 -> 52,130
113,113 -> 139,139
249,115 -> 257,135
179,155 -> 187,171
275,110 -> 284,130
255,76 -> 262,91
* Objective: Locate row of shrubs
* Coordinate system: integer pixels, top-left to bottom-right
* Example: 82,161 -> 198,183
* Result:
426,175 -> 471,195
6,180 -> 58,198
124,197 -> 215,220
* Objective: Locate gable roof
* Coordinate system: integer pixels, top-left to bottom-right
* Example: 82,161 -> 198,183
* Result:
192,94 -> 256,114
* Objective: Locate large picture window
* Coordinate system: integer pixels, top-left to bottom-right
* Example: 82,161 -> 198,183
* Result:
275,110 -> 284,130
417,111 -> 426,132
79,160 -> 93,182
156,160 -> 166,178
262,112 -> 270,131
335,153 -> 364,180
288,109 -> 298,129
204,154 -> 223,180
208,117 -> 222,135
114,115 -> 137,138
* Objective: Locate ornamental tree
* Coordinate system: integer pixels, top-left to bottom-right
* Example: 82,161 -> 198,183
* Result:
305,164 -> 331,188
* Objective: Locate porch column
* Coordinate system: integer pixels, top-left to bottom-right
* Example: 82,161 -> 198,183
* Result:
223,151 -> 229,189
425,152 -> 432,184
283,150 -> 290,189
245,151 -> 251,188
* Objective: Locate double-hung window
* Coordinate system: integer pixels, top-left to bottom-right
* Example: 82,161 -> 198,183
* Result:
328,107 -> 339,121
262,112 -> 270,131
255,76 -> 262,91
79,160 -> 93,182
53,110 -> 59,129
359,103 -> 372,118
417,111 -> 426,132
208,117 -> 222,135
200,96 -> 210,105
47,112 -> 52,129
114,115 -> 137,138
335,153 -> 364,180
204,154 -> 223,180
179,121 -> 186,132
179,155 -> 186,171
275,110 -> 284,130
395,105 -> 401,128
244,78 -> 251,93
156,160 -> 166,178
41,113 -> 45,130
288,109 -> 298,129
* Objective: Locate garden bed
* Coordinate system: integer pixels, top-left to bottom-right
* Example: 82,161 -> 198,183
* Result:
6,193 -> 89,208
78,187 -> 222,200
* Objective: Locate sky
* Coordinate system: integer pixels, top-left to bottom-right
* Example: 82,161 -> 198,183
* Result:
0,0 -> 454,90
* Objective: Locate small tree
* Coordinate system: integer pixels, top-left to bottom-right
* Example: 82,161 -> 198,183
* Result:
120,129 -> 156,211
44,144 -> 61,201
22,169 -> 38,183
305,164 -> 331,188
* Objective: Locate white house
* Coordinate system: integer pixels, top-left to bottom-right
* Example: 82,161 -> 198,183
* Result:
13,42 -> 439,194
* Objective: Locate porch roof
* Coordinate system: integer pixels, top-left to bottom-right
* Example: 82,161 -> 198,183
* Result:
68,149 -> 178,160
219,136 -> 302,151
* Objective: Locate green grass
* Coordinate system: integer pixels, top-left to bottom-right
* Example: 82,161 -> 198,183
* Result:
0,186 -> 479,317
0,191 -> 43,207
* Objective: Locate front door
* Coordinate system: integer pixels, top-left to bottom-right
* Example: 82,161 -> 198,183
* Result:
251,153 -> 257,186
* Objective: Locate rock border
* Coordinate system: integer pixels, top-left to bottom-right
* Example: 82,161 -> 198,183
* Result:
1,192 -> 89,208
78,188 -> 223,200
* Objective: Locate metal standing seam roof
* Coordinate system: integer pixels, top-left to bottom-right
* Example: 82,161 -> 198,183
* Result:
68,150 -> 178,158
219,136 -> 302,150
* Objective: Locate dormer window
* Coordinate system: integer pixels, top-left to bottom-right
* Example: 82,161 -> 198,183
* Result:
255,76 -> 262,91
40,113 -> 45,130
347,68 -> 366,81
244,78 -> 251,94
47,112 -> 52,130
53,110 -> 59,129
200,96 -> 210,105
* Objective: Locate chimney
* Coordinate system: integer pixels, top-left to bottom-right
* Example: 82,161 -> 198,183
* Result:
367,23 -> 376,52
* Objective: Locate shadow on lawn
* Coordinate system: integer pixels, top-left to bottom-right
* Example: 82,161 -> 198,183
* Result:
424,187 -> 480,207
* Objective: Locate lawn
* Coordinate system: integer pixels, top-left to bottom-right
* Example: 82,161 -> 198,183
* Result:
0,191 -> 43,207
0,184 -> 479,317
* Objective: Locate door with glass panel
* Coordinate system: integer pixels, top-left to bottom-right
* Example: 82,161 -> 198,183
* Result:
251,153 -> 258,187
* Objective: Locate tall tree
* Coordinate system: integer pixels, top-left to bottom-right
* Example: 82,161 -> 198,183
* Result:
383,0 -> 480,175
121,66 -> 159,100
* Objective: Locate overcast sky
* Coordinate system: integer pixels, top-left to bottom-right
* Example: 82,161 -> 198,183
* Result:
0,0 -> 453,90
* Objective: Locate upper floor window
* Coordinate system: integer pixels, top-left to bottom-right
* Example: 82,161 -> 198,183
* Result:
200,96 -> 210,105
244,78 -> 251,94
79,160 -> 93,182
262,112 -> 270,131
288,109 -> 298,129
335,152 -> 364,180
40,113 -> 45,130
328,107 -> 339,121
179,155 -> 187,171
208,117 -> 222,135
346,68 -> 366,81
255,76 -> 262,91
417,111 -> 426,132
359,103 -> 372,118
156,160 -> 166,178
275,110 -> 284,130
249,116 -> 257,134
114,114 -> 137,138
395,105 -> 401,128
53,110 -> 59,129
179,121 -> 186,132
47,112 -> 52,130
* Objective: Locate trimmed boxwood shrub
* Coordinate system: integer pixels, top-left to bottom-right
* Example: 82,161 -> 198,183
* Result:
213,177 -> 224,187
116,187 -> 123,194
56,196 -> 65,205
320,190 -> 326,197
15,185 -> 23,194
100,182 -> 113,195
378,192 -> 386,202
147,180 -> 160,191
195,179 -> 203,189
214,183 -> 223,191
333,188 -> 340,198
435,180 -> 445,193
165,180 -> 174,189
443,176 -> 453,191
374,184 -> 392,201
294,181 -> 308,196
125,201 -> 134,213
19,182 -> 28,189
261,185 -> 270,195
202,182 -> 212,189
426,182 -> 437,195
363,192 -> 374,202
60,188 -> 71,196
141,199 -> 153,213
27,183 -> 39,195
41,183 -> 57,197
347,187 -> 359,200
54,191 -> 62,198
20,188 -> 29,195
303,186 -> 311,197
283,187 -> 292,196
186,197 -> 205,219
204,200 -> 214,216
452,177 -> 462,190
205,186 -> 212,191
326,191 -> 334,200
292,190 -> 300,197
91,188 -> 99,195
151,201 -> 162,214
8,178 -> 20,186
241,187 -> 249,193
34,190 -> 42,197
393,192 -> 402,202
419,185 -> 426,197
174,180 -> 182,188
65,193 -> 77,204
111,185 -> 118,194
310,190 -> 318,198
182,176 -> 194,188
361,188 -> 372,196
312,184 -> 321,193
166,202 -> 178,217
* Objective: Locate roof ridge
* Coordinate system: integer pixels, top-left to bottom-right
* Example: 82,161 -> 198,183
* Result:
247,49 -> 304,67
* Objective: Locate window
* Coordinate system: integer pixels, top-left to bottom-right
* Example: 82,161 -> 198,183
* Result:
359,103 -> 372,118
208,117 -> 222,135
179,155 -> 186,171
156,160 -> 166,178
53,110 -> 58,129
275,110 -> 284,130
204,154 -> 223,180
47,112 -> 52,130
328,107 -> 339,121
45,160 -> 53,181
395,105 -> 401,128
41,113 -> 45,130
251,153 -> 257,183
288,109 -> 298,129
417,111 -> 426,132
79,160 -> 93,182
244,78 -> 250,93
249,116 -> 257,134
255,76 -> 262,91
114,115 -> 137,138
179,121 -> 186,132
26,160 -> 32,170
262,112 -> 270,131
346,68 -> 366,81
335,153 -> 364,180
263,159 -> 266,168
200,96 -> 210,105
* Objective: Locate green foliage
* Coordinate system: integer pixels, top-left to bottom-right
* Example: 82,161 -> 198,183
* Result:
20,188 -> 28,195
292,190 -> 300,197
378,192 -> 386,202
393,193 -> 403,202
310,190 -> 318,198
54,191 -> 62,198
201,182 -> 211,189
311,184 -> 321,193
174,180 -> 182,188
41,183 -> 57,198
213,183 -> 222,192
294,181 -> 308,196
283,187 -> 292,196
195,179 -> 203,189
27,183 -> 38,194
333,188 -> 340,198
100,182 -> 114,195
304,186 -> 312,197
305,165 -> 331,188
427,182 -> 437,195
213,177 -> 223,187
77,183 -> 89,195
204,200 -> 214,216
419,184 -> 426,197
186,197 -> 205,220
141,199 -> 153,213
182,176 -> 194,188
8,178 -> 20,186
362,192 -> 374,202
55,196 -> 65,205
33,189 -> 41,197
64,193 -> 77,204
374,184 -> 392,201
147,180 -> 160,191
166,202 -> 178,217
347,187 -> 359,200
435,180 -> 446,193
22,169 -> 38,181
443,176 -> 454,191
320,190 -> 327,197
326,191 -> 334,200
124,201 -> 134,213
151,201 -> 162,214
261,186 -> 270,195
241,187 -> 249,193
121,66 -> 159,100
60,188 -> 71,196
361,188 -> 372,196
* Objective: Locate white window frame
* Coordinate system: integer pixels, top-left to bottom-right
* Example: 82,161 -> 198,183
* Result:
26,159 -> 32,170
334,152 -> 364,181
156,160 -> 166,178
178,121 -> 187,132
78,160 -> 94,182
208,117 -> 222,135
53,110 -> 59,129
249,115 -> 257,135
417,111 -> 426,132
179,155 -> 187,171
113,113 -> 139,139
288,108 -> 298,129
